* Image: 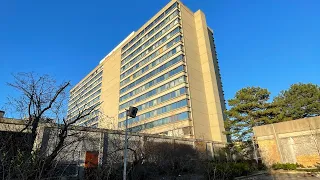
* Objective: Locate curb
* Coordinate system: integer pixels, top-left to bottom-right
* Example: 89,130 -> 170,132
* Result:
271,170 -> 320,174
234,171 -> 268,180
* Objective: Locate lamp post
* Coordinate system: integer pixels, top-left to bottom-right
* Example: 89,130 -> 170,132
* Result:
123,106 -> 138,180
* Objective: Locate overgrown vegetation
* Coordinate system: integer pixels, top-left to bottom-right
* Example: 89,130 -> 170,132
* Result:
205,161 -> 266,180
83,141 -> 266,180
1,72 -> 99,179
271,163 -> 300,170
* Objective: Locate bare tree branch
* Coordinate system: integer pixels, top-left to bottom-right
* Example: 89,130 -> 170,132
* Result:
39,82 -> 70,117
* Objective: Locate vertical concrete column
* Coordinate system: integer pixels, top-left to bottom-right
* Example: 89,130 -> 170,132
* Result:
272,124 -> 284,163
193,10 -> 226,143
205,142 -> 209,160
101,132 -> 109,166
208,142 -> 214,159
141,135 -> 147,151
180,4 -> 212,141
172,138 -> 176,151
39,127 -> 51,156
288,137 -> 297,163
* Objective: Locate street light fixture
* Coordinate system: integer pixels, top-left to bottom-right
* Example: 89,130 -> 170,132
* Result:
123,106 -> 138,180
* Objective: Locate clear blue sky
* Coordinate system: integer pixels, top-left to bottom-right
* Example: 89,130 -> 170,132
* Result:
1,0 -> 319,112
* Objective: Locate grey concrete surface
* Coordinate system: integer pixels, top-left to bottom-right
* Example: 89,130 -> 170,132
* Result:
239,172 -> 320,180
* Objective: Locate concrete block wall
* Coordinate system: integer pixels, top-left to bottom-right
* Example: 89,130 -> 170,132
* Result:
253,116 -> 320,167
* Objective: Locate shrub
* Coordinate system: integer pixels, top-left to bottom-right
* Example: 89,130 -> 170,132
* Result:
206,161 -> 261,179
296,163 -> 304,168
271,163 -> 282,170
271,163 -> 297,170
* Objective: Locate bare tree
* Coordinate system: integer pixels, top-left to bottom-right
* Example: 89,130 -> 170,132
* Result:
1,72 -> 99,179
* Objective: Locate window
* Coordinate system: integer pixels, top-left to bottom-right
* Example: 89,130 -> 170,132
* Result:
120,54 -> 184,96
121,3 -> 179,53
121,28 -> 182,77
119,76 -> 186,110
120,34 -> 182,74
68,84 -> 102,114
70,70 -> 103,99
119,65 -> 184,102
121,111 -> 189,132
119,99 -> 188,125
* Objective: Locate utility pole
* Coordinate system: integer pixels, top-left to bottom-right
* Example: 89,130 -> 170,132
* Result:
123,106 -> 138,180
123,110 -> 129,180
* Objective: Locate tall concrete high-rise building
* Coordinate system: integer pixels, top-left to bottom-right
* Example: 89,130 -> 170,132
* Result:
67,0 -> 227,142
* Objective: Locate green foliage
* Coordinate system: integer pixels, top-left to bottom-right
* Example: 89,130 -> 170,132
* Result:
271,163 -> 297,170
226,83 -> 320,141
272,83 -> 320,122
206,161 -> 264,179
225,87 -> 276,141
297,163 -> 304,168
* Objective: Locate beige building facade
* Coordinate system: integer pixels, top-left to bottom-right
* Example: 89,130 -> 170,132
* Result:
67,0 -> 227,142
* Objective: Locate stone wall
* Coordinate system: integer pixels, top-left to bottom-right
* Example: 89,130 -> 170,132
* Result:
38,127 -> 224,165
0,116 -> 226,179
0,117 -> 224,164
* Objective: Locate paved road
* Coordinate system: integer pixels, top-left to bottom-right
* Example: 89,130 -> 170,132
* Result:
272,173 -> 319,180
239,172 -> 320,180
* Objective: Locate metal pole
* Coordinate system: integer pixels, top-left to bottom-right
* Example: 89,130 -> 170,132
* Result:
123,110 -> 128,180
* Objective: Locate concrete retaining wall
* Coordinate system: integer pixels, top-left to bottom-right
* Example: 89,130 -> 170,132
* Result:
253,116 -> 320,167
